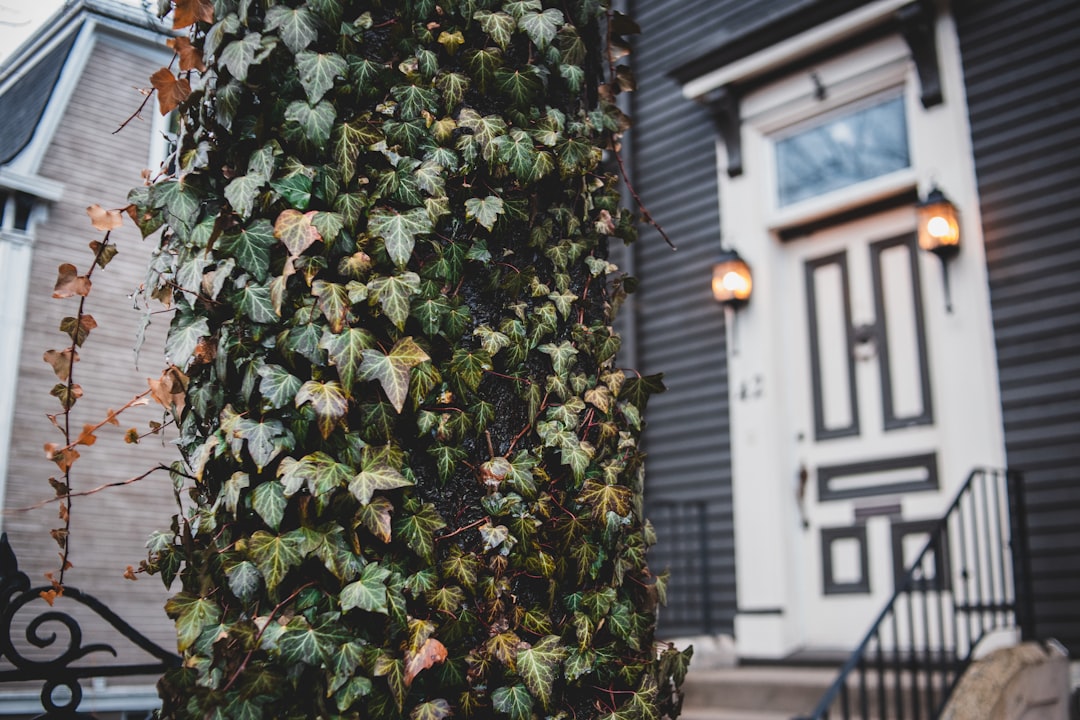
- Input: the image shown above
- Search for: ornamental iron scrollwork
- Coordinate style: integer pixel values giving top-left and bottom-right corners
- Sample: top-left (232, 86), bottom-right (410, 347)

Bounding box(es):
top-left (0, 534), bottom-right (179, 719)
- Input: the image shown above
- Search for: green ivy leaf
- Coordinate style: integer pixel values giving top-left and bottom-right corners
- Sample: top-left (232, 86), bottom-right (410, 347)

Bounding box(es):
top-left (296, 51), bottom-right (347, 103)
top-left (360, 336), bottom-right (430, 412)
top-left (164, 593), bottom-right (221, 653)
top-left (285, 100), bottom-right (336, 148)
top-left (436, 72), bottom-right (470, 110)
top-left (220, 32), bottom-right (263, 82)
top-left (367, 271), bottom-right (421, 330)
top-left (395, 502), bottom-right (446, 563)
top-left (578, 480), bottom-right (632, 519)
top-left (224, 174), bottom-right (263, 218)
top-left (270, 173), bottom-right (313, 210)
top-left (166, 310), bottom-right (210, 370)
top-left (340, 562), bottom-right (392, 614)
top-left (311, 280), bottom-right (352, 333)
top-left (265, 5), bottom-right (318, 54)
top-left (464, 195), bottom-right (504, 231)
top-left (368, 207), bottom-right (432, 267)
top-left (219, 220), bottom-right (274, 282)
top-left (496, 68), bottom-right (542, 107)
top-left (475, 10), bottom-right (515, 49)
top-left (251, 481), bottom-right (286, 530)
top-left (516, 635), bottom-right (568, 709)
top-left (411, 699), bottom-right (452, 720)
top-left (279, 615), bottom-right (339, 666)
top-left (428, 444), bottom-right (466, 482)
top-left (258, 363), bottom-right (302, 409)
top-left (357, 495), bottom-right (394, 542)
top-left (319, 327), bottom-right (375, 392)
top-left (498, 128), bottom-right (538, 180)
top-left (492, 684), bottom-right (532, 720)
top-left (248, 530), bottom-right (305, 593)
top-left (465, 47), bottom-right (502, 92)
top-left (503, 0), bottom-right (542, 19)
top-left (234, 418), bottom-right (290, 471)
top-left (350, 463), bottom-right (413, 505)
top-left (619, 373), bottom-right (666, 410)
top-left (227, 561), bottom-right (262, 601)
top-left (238, 283), bottom-right (277, 324)
top-left (538, 340), bottom-right (578, 377)
top-left (278, 451), bottom-right (352, 498)
top-left (295, 380), bottom-right (348, 438)
top-left (519, 8), bottom-right (564, 49)
top-left (333, 119), bottom-right (381, 183)
top-left (392, 84), bottom-right (439, 120)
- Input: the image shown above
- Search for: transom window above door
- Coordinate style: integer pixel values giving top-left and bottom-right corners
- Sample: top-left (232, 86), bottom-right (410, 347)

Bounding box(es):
top-left (775, 93), bottom-right (910, 207)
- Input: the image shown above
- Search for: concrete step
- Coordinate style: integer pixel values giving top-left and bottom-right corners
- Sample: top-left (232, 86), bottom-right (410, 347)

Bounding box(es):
top-left (681, 666), bottom-right (838, 718)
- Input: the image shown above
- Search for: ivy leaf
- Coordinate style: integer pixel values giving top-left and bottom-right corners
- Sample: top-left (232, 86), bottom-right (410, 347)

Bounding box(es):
top-left (278, 451), bottom-right (352, 498)
top-left (285, 100), bottom-right (336, 148)
top-left (333, 119), bottom-right (382, 183)
top-left (258, 363), bottom-right (302, 409)
top-left (248, 530), bottom-right (305, 592)
top-left (311, 280), bottom-right (352, 333)
top-left (357, 495), bottom-right (394, 542)
top-left (238, 283), bottom-right (277, 324)
top-left (496, 68), bottom-right (542, 107)
top-left (414, 160), bottom-right (445, 197)
top-left (516, 636), bottom-right (568, 709)
top-left (296, 51), bottom-right (347, 103)
top-left (227, 561), bottom-right (262, 601)
top-left (498, 129), bottom-right (538, 180)
top-left (395, 502), bottom-right (446, 563)
top-left (234, 418), bottom-right (289, 471)
top-left (275, 209), bottom-right (322, 256)
top-left (252, 481), bottom-right (286, 530)
top-left (367, 271), bottom-right (421, 330)
top-left (271, 173), bottom-right (313, 210)
top-left (492, 685), bottom-right (532, 720)
top-left (465, 47), bottom-right (502, 92)
top-left (436, 72), bottom-right (470, 110)
top-left (405, 637), bottom-right (448, 686)
top-left (164, 593), bottom-right (221, 653)
top-left (320, 327), bottom-right (375, 392)
top-left (619, 373), bottom-right (666, 410)
top-left (503, 0), bottom-right (542, 19)
top-left (279, 615), bottom-right (339, 666)
top-left (219, 219), bottom-right (274, 282)
top-left (224, 174), bottom-right (263, 218)
top-left (265, 5), bottom-right (318, 54)
top-left (474, 10), bottom-right (515, 49)
top-left (392, 84), bottom-right (439, 120)
top-left (219, 32), bottom-right (263, 82)
top-left (519, 8), bottom-right (564, 49)
top-left (350, 463), bottom-right (413, 505)
top-left (464, 195), bottom-right (504, 231)
top-left (295, 380), bottom-right (348, 438)
top-left (538, 341), bottom-right (578, 377)
top-left (368, 207), bottom-right (432, 267)
top-left (360, 337), bottom-right (430, 413)
top-left (449, 349), bottom-right (491, 392)
top-left (166, 311), bottom-right (210, 370)
top-left (411, 699), bottom-right (452, 720)
top-left (340, 562), bottom-right (392, 614)
top-left (60, 315), bottom-right (97, 347)
top-left (578, 480), bottom-right (632, 519)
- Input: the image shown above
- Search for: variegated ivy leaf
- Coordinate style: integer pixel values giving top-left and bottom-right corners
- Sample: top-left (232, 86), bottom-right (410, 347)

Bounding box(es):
top-left (219, 32), bottom-right (263, 82)
top-left (502, 0), bottom-right (542, 19)
top-left (367, 271), bottom-right (421, 330)
top-left (464, 195), bottom-right (504, 231)
top-left (274, 208), bottom-right (322, 256)
top-left (296, 51), bottom-right (347, 104)
top-left (349, 462), bottom-right (413, 505)
top-left (391, 84), bottom-right (439, 120)
top-left (491, 685), bottom-right (532, 720)
top-left (538, 340), bottom-right (578, 377)
top-left (295, 380), bottom-right (348, 438)
top-left (357, 495), bottom-right (395, 542)
top-left (285, 99), bottom-right (336, 148)
top-left (277, 451), bottom-right (352, 498)
top-left (360, 337), bottom-right (430, 413)
top-left (164, 593), bottom-right (221, 653)
top-left (436, 72), bottom-right (470, 110)
top-left (251, 481), bottom-right (286, 530)
top-left (311, 280), bottom-right (352, 333)
top-left (238, 283), bottom-right (277, 324)
top-left (224, 174), bottom-right (263, 218)
top-left (516, 636), bottom-right (568, 709)
top-left (368, 207), bottom-right (432, 267)
top-left (474, 10), bottom-right (515, 49)
top-left (257, 363), bottom-right (302, 409)
top-left (226, 561), bottom-right (262, 601)
top-left (219, 219), bottom-right (274, 282)
top-left (319, 327), bottom-right (376, 392)
top-left (333, 118), bottom-right (382, 183)
top-left (247, 529), bottom-right (306, 593)
top-left (519, 8), bottom-right (564, 49)
top-left (340, 562), bottom-right (392, 614)
top-left (265, 5), bottom-right (318, 54)
top-left (165, 310), bottom-right (209, 370)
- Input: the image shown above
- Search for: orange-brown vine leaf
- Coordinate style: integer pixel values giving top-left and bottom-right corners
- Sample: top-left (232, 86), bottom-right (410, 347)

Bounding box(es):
top-left (48, 478), bottom-right (69, 497)
top-left (49, 383), bottom-right (83, 410)
top-left (87, 204), bottom-right (123, 231)
top-left (105, 408), bottom-right (121, 426)
top-left (44, 443), bottom-right (79, 472)
top-left (149, 366), bottom-right (189, 412)
top-left (151, 67), bottom-right (191, 115)
top-left (52, 264), bottom-right (91, 298)
top-left (274, 209), bottom-right (323, 256)
top-left (43, 348), bottom-right (79, 381)
top-left (58, 503), bottom-right (69, 522)
top-left (124, 566), bottom-right (138, 581)
top-left (172, 0), bottom-right (214, 29)
top-left (39, 589), bottom-right (60, 606)
top-left (167, 36), bottom-right (206, 72)
top-left (75, 423), bottom-right (98, 447)
top-left (125, 428), bottom-right (140, 444)
top-left (404, 637), bottom-right (448, 686)
top-left (60, 315), bottom-right (97, 347)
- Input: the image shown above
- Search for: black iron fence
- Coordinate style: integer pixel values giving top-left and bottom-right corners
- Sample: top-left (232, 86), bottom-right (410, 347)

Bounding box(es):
top-left (0, 534), bottom-right (178, 719)
top-left (795, 468), bottom-right (1033, 720)
top-left (648, 499), bottom-right (716, 636)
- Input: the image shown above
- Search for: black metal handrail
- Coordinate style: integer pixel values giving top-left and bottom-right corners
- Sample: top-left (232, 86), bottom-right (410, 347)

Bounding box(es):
top-left (794, 468), bottom-right (1033, 720)
top-left (0, 534), bottom-right (179, 718)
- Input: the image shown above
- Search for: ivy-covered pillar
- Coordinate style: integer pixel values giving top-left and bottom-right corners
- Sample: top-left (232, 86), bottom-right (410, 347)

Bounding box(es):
top-left (136, 0), bottom-right (688, 717)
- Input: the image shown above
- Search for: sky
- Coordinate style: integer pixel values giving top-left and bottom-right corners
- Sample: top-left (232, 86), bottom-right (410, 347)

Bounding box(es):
top-left (0, 0), bottom-right (66, 64)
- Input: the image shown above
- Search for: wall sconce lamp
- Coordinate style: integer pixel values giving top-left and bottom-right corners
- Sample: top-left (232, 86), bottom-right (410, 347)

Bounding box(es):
top-left (712, 248), bottom-right (753, 308)
top-left (917, 186), bottom-right (960, 313)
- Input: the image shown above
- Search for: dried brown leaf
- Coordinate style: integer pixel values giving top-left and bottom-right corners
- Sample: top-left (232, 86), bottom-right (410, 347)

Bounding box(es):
top-left (87, 204), bottom-right (123, 231)
top-left (167, 36), bottom-right (206, 72)
top-left (172, 0), bottom-right (214, 29)
top-left (151, 67), bottom-right (191, 115)
top-left (52, 264), bottom-right (91, 299)
top-left (404, 637), bottom-right (447, 686)
top-left (43, 348), bottom-right (79, 381)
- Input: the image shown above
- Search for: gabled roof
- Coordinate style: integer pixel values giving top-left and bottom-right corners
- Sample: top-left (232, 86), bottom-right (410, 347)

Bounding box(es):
top-left (0, 0), bottom-right (170, 167)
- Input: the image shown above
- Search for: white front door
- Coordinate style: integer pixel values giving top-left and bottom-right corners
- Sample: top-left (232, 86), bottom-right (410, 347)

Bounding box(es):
top-left (782, 208), bottom-right (950, 649)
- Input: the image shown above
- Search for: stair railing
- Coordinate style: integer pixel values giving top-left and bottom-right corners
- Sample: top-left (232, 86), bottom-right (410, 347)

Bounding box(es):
top-left (794, 468), bottom-right (1033, 720)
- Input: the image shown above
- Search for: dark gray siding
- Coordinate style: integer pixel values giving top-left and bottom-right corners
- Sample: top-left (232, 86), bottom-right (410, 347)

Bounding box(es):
top-left (955, 0), bottom-right (1080, 653)
top-left (628, 0), bottom-right (792, 638)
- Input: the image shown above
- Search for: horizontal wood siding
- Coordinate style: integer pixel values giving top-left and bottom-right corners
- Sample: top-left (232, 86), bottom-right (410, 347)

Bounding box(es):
top-left (5, 38), bottom-right (175, 661)
top-left (628, 0), bottom-right (773, 638)
top-left (955, 0), bottom-right (1080, 653)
